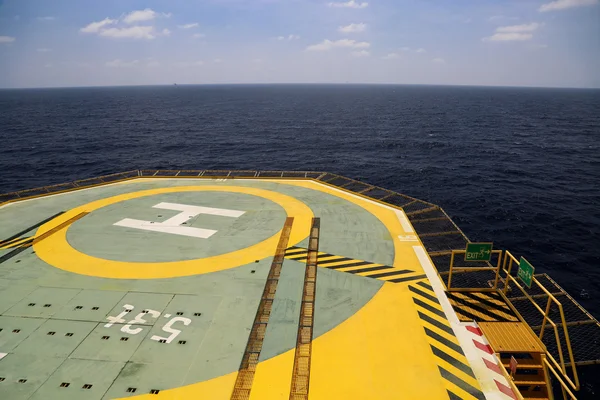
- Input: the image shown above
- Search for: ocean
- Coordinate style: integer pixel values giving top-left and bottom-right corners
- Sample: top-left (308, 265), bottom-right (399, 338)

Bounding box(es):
top-left (0, 84), bottom-right (599, 395)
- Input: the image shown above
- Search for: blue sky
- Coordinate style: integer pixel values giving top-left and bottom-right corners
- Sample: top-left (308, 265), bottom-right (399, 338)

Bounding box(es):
top-left (0, 0), bottom-right (598, 88)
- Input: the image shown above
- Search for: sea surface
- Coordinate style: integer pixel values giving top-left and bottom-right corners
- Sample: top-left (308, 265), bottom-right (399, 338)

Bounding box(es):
top-left (0, 84), bottom-right (599, 394)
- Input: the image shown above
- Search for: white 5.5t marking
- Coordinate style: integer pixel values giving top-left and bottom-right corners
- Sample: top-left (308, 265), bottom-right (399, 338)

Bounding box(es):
top-left (114, 202), bottom-right (245, 238)
top-left (105, 305), bottom-right (193, 344)
top-left (121, 309), bottom-right (160, 335)
top-left (150, 317), bottom-right (191, 344)
top-left (104, 304), bottom-right (134, 328)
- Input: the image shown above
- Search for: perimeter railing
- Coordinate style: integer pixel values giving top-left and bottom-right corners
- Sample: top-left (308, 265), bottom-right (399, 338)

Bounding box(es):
top-left (446, 249), bottom-right (503, 292)
top-left (1, 170), bottom-right (438, 216)
top-left (0, 170), bottom-right (140, 205)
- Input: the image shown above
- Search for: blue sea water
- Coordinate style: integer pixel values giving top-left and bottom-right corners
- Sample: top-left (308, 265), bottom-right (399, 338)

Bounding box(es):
top-left (0, 84), bottom-right (599, 394)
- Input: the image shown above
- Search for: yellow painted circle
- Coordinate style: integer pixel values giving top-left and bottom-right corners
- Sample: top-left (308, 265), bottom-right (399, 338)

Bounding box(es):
top-left (34, 186), bottom-right (313, 279)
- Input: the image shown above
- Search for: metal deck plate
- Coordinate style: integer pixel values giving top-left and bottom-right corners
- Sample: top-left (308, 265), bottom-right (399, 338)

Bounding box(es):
top-left (0, 175), bottom-right (501, 399)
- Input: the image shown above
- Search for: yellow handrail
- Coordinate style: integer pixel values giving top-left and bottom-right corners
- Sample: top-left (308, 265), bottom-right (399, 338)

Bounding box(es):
top-left (502, 251), bottom-right (579, 391)
top-left (545, 358), bottom-right (578, 399)
top-left (447, 249), bottom-right (503, 292)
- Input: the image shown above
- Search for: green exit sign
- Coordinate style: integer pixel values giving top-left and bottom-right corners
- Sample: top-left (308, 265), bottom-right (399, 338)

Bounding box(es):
top-left (518, 257), bottom-right (535, 288)
top-left (465, 243), bottom-right (493, 261)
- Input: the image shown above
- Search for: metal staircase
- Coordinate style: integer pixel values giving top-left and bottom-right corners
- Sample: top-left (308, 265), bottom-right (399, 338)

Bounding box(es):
top-left (480, 322), bottom-right (551, 400)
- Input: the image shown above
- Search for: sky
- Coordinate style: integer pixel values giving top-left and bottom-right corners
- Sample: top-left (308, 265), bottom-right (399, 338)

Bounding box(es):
top-left (0, 0), bottom-right (599, 88)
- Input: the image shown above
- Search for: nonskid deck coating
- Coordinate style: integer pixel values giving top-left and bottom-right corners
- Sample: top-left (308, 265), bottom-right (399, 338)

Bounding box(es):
top-left (0, 178), bottom-right (485, 399)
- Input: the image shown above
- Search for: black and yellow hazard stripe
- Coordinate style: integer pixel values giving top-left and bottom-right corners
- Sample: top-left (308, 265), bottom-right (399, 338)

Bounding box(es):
top-left (446, 291), bottom-right (519, 323)
top-left (409, 281), bottom-right (485, 400)
top-left (0, 236), bottom-right (34, 250)
top-left (284, 246), bottom-right (426, 284)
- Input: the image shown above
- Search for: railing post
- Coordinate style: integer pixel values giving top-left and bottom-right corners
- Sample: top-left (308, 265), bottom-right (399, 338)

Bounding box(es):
top-left (492, 250), bottom-right (502, 289)
top-left (447, 251), bottom-right (455, 290)
top-left (540, 296), bottom-right (552, 340)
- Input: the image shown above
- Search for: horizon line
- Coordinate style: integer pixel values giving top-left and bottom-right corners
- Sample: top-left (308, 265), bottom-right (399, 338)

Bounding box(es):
top-left (1, 82), bottom-right (599, 90)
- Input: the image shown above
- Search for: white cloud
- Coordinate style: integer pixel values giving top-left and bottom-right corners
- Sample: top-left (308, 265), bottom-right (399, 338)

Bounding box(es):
top-left (397, 47), bottom-right (426, 53)
top-left (99, 26), bottom-right (157, 40)
top-left (432, 58), bottom-right (446, 64)
top-left (483, 23), bottom-right (540, 41)
top-left (192, 33), bottom-right (206, 39)
top-left (496, 23), bottom-right (541, 32)
top-left (382, 53), bottom-right (400, 60)
top-left (0, 36), bottom-right (16, 43)
top-left (81, 10), bottom-right (172, 40)
top-left (484, 33), bottom-right (533, 41)
top-left (105, 59), bottom-right (140, 68)
top-left (351, 50), bottom-right (370, 57)
top-left (37, 48), bottom-right (52, 52)
top-left (306, 39), bottom-right (370, 51)
top-left (37, 16), bottom-right (55, 21)
top-left (44, 63), bottom-right (53, 68)
top-left (178, 23), bottom-right (199, 29)
top-left (80, 18), bottom-right (117, 33)
top-left (539, 0), bottom-right (598, 12)
top-left (327, 1), bottom-right (368, 9)
top-left (399, 46), bottom-right (427, 53)
top-left (214, 58), bottom-right (223, 63)
top-left (277, 34), bottom-right (300, 41)
top-left (338, 23), bottom-right (366, 33)
top-left (122, 9), bottom-right (162, 24)
top-left (147, 60), bottom-right (160, 68)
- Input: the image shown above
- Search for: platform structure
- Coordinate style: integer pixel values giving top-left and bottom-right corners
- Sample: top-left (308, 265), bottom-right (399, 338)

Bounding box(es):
top-left (0, 170), bottom-right (597, 400)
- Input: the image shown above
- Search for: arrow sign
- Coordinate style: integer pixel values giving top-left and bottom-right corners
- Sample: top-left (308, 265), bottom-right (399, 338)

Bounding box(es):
top-left (518, 257), bottom-right (535, 288)
top-left (465, 242), bottom-right (493, 262)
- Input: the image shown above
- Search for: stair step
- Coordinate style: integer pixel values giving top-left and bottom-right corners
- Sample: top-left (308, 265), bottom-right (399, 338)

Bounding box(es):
top-left (503, 363), bottom-right (543, 369)
top-left (515, 380), bottom-right (546, 385)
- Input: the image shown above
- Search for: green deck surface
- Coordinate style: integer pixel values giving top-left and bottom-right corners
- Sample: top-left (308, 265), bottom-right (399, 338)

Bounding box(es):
top-left (0, 178), bottom-right (388, 399)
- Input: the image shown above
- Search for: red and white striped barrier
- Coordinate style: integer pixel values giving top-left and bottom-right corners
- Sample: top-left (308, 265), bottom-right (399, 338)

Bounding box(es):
top-left (463, 322), bottom-right (518, 400)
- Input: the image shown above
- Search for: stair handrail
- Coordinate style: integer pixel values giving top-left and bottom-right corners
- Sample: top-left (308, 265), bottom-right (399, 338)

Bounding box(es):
top-left (495, 360), bottom-right (525, 400)
top-left (544, 357), bottom-right (578, 400)
top-left (501, 251), bottom-right (580, 391)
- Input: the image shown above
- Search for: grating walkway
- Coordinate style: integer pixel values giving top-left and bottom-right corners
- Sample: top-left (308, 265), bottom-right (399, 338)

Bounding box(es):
top-left (447, 291), bottom-right (519, 323)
